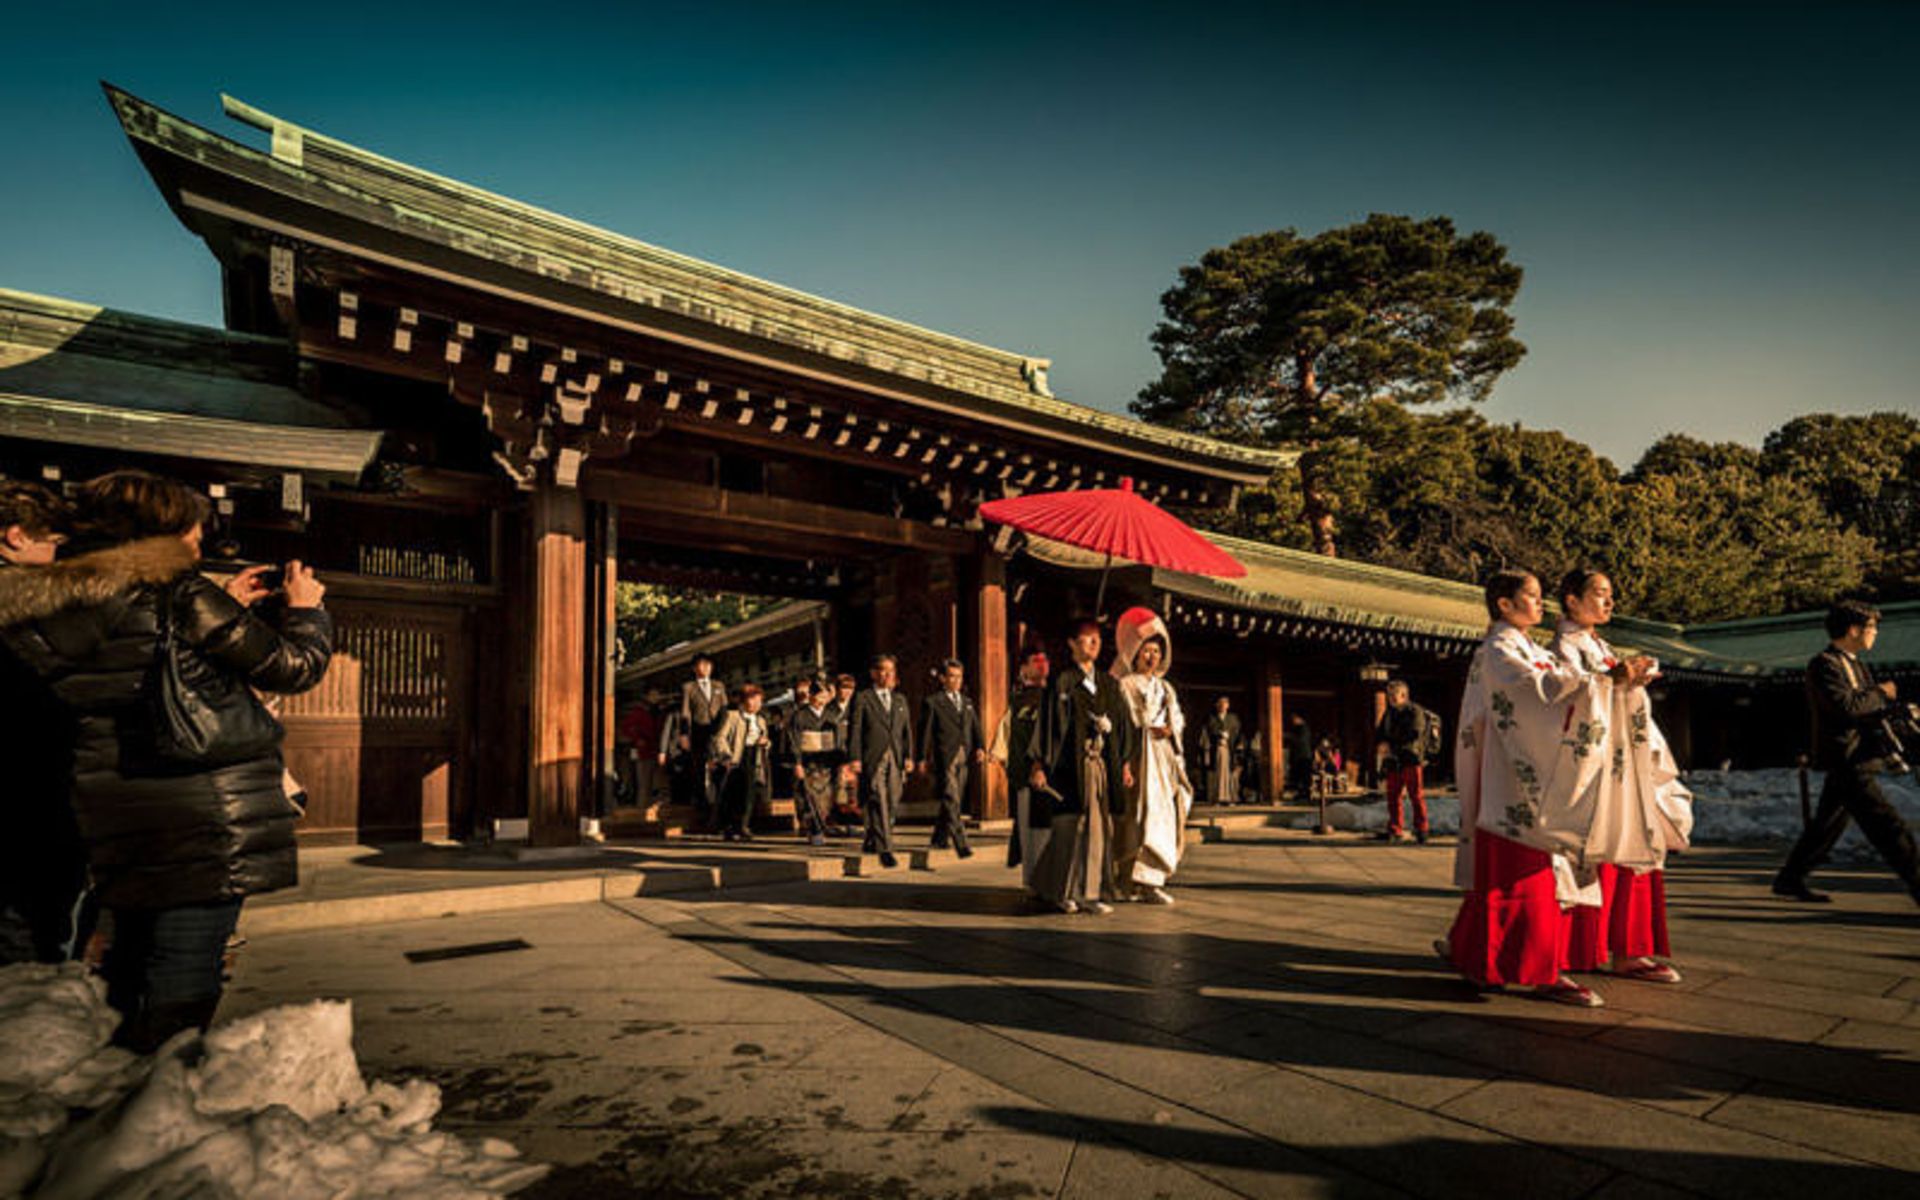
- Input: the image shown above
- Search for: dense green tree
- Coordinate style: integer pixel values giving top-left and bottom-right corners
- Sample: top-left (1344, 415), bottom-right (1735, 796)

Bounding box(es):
top-left (614, 584), bottom-right (778, 665)
top-left (1135, 214), bottom-right (1526, 557)
top-left (1759, 413), bottom-right (1920, 596)
top-left (1624, 438), bottom-right (1873, 622)
top-left (1628, 433), bottom-right (1761, 480)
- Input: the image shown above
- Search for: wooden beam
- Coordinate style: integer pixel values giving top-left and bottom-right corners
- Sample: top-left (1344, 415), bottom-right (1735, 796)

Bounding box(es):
top-left (528, 483), bottom-right (586, 845)
top-left (583, 470), bottom-right (979, 555)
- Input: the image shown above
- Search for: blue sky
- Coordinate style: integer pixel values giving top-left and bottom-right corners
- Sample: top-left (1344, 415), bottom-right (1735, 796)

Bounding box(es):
top-left (2, 1), bottom-right (1915, 466)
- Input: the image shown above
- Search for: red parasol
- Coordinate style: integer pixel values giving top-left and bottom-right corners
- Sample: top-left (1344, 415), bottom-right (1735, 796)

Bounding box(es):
top-left (978, 477), bottom-right (1246, 612)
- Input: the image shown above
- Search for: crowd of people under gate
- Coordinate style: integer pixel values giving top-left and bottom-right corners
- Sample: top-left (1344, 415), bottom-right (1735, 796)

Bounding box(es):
top-left (7, 465), bottom-right (1920, 1045)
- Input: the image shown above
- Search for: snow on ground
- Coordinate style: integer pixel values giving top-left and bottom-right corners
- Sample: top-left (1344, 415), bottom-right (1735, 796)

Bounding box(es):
top-left (0, 963), bottom-right (546, 1199)
top-left (1295, 768), bottom-right (1920, 861)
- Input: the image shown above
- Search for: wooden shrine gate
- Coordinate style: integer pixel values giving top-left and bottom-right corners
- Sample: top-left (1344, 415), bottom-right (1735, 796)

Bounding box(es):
top-left (276, 590), bottom-right (479, 844)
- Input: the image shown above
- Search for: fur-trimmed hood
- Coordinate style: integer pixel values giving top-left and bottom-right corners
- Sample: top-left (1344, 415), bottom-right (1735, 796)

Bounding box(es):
top-left (0, 537), bottom-right (196, 628)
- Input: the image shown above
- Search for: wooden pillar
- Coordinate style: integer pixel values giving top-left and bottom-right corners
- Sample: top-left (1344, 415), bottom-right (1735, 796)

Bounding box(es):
top-left (966, 550), bottom-right (1010, 819)
top-left (587, 500), bottom-right (620, 817)
top-left (1258, 658), bottom-right (1284, 804)
top-left (528, 482), bottom-right (586, 846)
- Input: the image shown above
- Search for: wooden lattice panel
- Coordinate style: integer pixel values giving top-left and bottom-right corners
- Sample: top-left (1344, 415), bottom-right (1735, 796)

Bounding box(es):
top-left (279, 611), bottom-right (453, 724)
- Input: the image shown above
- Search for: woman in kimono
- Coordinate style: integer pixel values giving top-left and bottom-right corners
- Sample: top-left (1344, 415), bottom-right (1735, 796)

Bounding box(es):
top-left (1111, 607), bottom-right (1195, 905)
top-left (1437, 569), bottom-right (1655, 1007)
top-left (1553, 569), bottom-right (1692, 984)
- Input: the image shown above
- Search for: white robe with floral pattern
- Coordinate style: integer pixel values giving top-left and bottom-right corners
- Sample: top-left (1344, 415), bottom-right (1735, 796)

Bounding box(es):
top-left (1549, 623), bottom-right (1693, 874)
top-left (1453, 621), bottom-right (1609, 906)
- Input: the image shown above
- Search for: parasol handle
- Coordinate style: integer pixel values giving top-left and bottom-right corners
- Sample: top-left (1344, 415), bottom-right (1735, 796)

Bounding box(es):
top-left (1094, 550), bottom-right (1113, 617)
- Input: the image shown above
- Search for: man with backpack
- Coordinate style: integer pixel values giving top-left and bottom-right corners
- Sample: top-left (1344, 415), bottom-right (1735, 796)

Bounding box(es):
top-left (1374, 679), bottom-right (1440, 844)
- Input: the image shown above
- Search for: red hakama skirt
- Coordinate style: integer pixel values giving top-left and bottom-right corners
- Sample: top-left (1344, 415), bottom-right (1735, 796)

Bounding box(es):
top-left (1447, 831), bottom-right (1569, 988)
top-left (1564, 863), bottom-right (1671, 970)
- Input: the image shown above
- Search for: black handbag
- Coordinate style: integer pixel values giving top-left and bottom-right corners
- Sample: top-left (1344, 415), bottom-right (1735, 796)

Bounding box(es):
top-left (148, 582), bottom-right (284, 768)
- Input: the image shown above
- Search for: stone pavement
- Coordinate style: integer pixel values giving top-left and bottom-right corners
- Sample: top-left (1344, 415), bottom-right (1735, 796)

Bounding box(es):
top-left (219, 828), bottom-right (1920, 1198)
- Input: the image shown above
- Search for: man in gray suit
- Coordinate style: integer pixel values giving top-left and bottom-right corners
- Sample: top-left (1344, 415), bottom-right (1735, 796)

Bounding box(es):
top-left (679, 654), bottom-right (728, 825)
top-left (848, 653), bottom-right (915, 868)
top-left (919, 657), bottom-right (985, 858)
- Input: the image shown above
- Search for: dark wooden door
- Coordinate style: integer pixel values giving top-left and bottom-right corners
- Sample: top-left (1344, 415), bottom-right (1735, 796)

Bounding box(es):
top-left (277, 594), bottom-right (475, 844)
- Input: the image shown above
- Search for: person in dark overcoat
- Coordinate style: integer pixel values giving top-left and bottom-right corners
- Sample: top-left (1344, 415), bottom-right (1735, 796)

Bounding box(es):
top-left (918, 657), bottom-right (985, 856)
top-left (0, 471), bottom-right (331, 1050)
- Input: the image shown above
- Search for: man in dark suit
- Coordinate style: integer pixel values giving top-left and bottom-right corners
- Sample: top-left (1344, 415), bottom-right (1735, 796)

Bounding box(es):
top-left (1774, 599), bottom-right (1920, 905)
top-left (1030, 619), bottom-right (1136, 914)
top-left (848, 654), bottom-right (914, 868)
top-left (919, 657), bottom-right (985, 857)
top-left (679, 654), bottom-right (728, 826)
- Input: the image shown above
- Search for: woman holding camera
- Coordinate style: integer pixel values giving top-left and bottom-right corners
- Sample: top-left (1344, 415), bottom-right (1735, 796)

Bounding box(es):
top-left (0, 470), bottom-right (331, 1050)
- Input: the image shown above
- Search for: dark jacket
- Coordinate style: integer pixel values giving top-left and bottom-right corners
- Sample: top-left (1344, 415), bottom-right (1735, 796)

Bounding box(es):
top-left (0, 538), bottom-right (333, 911)
top-left (1807, 647), bottom-right (1889, 771)
top-left (919, 689), bottom-right (984, 768)
top-left (847, 688), bottom-right (913, 773)
top-left (0, 557), bottom-right (86, 958)
top-left (1376, 702), bottom-right (1431, 770)
top-left (1033, 662), bottom-right (1136, 814)
top-left (1006, 684), bottom-right (1049, 831)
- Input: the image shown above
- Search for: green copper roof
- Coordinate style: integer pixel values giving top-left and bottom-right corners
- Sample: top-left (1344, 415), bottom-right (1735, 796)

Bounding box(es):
top-left (105, 85), bottom-right (1289, 485)
top-left (1153, 533), bottom-right (1494, 641)
top-left (1033, 528), bottom-right (1781, 675)
top-left (1684, 601), bottom-right (1920, 670)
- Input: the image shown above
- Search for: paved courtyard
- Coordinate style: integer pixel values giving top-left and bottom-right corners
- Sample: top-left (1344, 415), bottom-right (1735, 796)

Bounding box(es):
top-left (220, 829), bottom-right (1920, 1198)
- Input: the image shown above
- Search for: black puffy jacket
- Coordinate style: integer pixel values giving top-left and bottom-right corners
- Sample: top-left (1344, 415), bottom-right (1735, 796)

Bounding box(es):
top-left (0, 538), bottom-right (332, 910)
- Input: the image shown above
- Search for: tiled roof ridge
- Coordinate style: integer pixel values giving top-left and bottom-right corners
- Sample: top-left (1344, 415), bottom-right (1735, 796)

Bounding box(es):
top-left (106, 86), bottom-right (1284, 473)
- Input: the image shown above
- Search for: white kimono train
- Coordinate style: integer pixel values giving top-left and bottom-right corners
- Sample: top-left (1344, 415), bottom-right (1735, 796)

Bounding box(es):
top-left (1112, 608), bottom-right (1195, 890)
top-left (1549, 622), bottom-right (1693, 874)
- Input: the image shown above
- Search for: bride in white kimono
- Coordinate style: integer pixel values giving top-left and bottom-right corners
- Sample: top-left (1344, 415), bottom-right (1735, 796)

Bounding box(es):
top-left (1111, 607), bottom-right (1194, 905)
top-left (1553, 569), bottom-right (1692, 983)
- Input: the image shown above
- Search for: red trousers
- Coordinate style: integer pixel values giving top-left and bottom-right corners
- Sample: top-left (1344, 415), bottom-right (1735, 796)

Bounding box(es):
top-left (1385, 765), bottom-right (1426, 835)
top-left (1564, 864), bottom-right (1671, 970)
top-left (1447, 831), bottom-right (1568, 987)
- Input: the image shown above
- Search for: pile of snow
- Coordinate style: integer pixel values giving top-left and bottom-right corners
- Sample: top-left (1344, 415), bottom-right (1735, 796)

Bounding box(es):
top-left (1684, 767), bottom-right (1920, 856)
top-left (0, 963), bottom-right (546, 1199)
top-left (1295, 796), bottom-right (1461, 836)
top-left (1289, 768), bottom-right (1920, 860)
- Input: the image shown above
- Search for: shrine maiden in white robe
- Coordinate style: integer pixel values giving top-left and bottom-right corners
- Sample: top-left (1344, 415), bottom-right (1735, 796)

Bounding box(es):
top-left (1112, 608), bottom-right (1194, 891)
top-left (1454, 620), bottom-right (1611, 906)
top-left (1549, 621), bottom-right (1693, 872)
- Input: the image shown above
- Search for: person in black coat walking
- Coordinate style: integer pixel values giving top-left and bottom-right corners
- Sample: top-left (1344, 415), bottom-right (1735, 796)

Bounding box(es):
top-left (0, 471), bottom-right (332, 1050)
top-left (847, 654), bottom-right (914, 867)
top-left (1773, 599), bottom-right (1920, 906)
top-left (918, 657), bottom-right (985, 857)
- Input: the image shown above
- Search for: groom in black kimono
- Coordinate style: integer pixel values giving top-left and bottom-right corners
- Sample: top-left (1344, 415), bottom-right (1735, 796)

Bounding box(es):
top-left (1030, 619), bottom-right (1135, 914)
